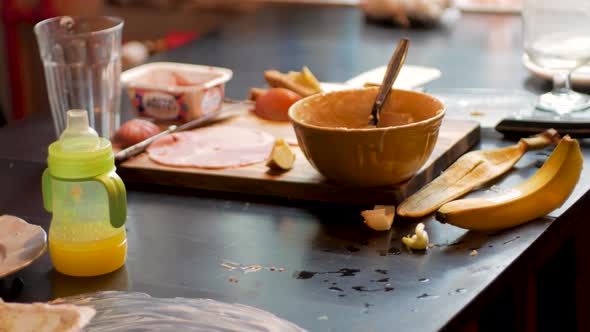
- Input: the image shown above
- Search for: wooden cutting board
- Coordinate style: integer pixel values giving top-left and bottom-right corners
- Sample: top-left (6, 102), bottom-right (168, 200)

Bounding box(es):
top-left (118, 108), bottom-right (480, 205)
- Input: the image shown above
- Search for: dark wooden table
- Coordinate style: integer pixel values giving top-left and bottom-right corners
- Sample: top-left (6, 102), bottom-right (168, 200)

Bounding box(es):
top-left (1, 5), bottom-right (589, 331)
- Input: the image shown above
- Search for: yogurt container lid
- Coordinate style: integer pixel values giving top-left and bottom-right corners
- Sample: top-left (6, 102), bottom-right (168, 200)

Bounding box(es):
top-left (121, 62), bottom-right (233, 92)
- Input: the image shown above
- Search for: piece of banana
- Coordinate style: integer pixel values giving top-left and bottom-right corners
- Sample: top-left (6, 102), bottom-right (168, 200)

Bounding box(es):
top-left (435, 136), bottom-right (583, 231)
top-left (397, 129), bottom-right (560, 218)
top-left (402, 223), bottom-right (429, 250)
top-left (266, 139), bottom-right (296, 171)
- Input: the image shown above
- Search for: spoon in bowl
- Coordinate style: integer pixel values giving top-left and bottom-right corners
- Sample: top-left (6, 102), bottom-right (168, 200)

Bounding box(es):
top-left (369, 38), bottom-right (410, 126)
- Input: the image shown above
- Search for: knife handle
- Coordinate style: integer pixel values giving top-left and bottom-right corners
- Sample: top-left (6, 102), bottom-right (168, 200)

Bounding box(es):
top-left (495, 117), bottom-right (590, 138)
top-left (115, 125), bottom-right (177, 163)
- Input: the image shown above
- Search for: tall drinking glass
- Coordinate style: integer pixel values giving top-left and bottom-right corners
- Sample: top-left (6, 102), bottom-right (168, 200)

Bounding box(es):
top-left (523, 0), bottom-right (590, 115)
top-left (35, 16), bottom-right (124, 138)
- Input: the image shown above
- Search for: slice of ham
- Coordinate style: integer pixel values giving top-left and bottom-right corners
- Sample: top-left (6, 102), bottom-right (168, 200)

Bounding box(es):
top-left (147, 125), bottom-right (275, 169)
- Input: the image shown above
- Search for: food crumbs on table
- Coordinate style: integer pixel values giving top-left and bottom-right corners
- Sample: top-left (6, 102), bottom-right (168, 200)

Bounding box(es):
top-left (220, 261), bottom-right (284, 273)
top-left (470, 111), bottom-right (485, 116)
top-left (470, 250), bottom-right (478, 256)
top-left (402, 223), bottom-right (429, 250)
top-left (228, 276), bottom-right (238, 283)
top-left (248, 265), bottom-right (263, 273)
top-left (317, 315), bottom-right (329, 321)
top-left (361, 205), bottom-right (395, 231)
top-left (346, 245), bottom-right (361, 253)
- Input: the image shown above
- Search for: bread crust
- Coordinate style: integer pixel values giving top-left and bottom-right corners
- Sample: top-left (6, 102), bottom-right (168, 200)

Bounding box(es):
top-left (0, 301), bottom-right (95, 332)
top-left (264, 70), bottom-right (319, 97)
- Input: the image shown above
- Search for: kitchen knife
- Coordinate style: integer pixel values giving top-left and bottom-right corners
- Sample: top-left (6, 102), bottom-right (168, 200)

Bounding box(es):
top-left (495, 116), bottom-right (590, 138)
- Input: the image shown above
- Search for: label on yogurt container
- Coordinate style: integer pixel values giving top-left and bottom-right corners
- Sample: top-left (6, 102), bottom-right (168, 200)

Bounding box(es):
top-left (132, 89), bottom-right (189, 121)
top-left (142, 92), bottom-right (179, 120)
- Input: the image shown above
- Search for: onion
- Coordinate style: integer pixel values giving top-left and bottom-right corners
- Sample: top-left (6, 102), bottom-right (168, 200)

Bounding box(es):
top-left (114, 119), bottom-right (162, 148)
top-left (254, 88), bottom-right (302, 122)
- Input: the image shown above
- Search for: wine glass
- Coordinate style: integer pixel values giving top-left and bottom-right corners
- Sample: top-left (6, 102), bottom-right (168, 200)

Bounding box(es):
top-left (523, 0), bottom-right (590, 115)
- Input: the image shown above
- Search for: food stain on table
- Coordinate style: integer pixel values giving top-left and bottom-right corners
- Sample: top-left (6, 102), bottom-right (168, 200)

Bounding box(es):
top-left (345, 245), bottom-right (361, 253)
top-left (352, 286), bottom-right (394, 293)
top-left (417, 293), bottom-right (439, 299)
top-left (449, 288), bottom-right (468, 295)
top-left (293, 268), bottom-right (361, 280)
top-left (294, 267), bottom-right (401, 298)
top-left (503, 236), bottom-right (521, 245)
top-left (362, 303), bottom-right (375, 314)
top-left (219, 260), bottom-right (285, 273)
top-left (377, 246), bottom-right (402, 256)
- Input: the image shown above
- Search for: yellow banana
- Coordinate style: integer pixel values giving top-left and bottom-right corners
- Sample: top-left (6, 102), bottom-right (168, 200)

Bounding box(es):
top-left (435, 136), bottom-right (583, 231)
top-left (397, 129), bottom-right (559, 218)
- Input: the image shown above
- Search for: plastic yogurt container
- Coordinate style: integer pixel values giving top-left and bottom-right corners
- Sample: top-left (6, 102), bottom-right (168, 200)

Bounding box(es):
top-left (121, 62), bottom-right (233, 123)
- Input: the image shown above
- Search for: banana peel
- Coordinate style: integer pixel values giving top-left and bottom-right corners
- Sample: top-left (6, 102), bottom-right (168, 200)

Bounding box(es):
top-left (397, 129), bottom-right (560, 218)
top-left (436, 136), bottom-right (583, 231)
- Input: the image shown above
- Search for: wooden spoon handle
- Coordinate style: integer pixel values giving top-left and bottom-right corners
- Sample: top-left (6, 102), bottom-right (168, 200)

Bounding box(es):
top-left (370, 38), bottom-right (410, 126)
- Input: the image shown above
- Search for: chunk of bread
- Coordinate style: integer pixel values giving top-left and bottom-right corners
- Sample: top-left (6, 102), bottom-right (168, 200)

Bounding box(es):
top-left (361, 205), bottom-right (395, 231)
top-left (264, 70), bottom-right (321, 97)
top-left (0, 300), bottom-right (95, 332)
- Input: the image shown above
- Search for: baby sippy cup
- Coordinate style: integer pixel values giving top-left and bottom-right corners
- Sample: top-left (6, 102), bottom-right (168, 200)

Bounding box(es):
top-left (42, 110), bottom-right (127, 277)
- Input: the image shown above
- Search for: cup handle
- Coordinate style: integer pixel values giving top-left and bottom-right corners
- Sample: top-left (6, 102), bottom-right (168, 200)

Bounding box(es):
top-left (92, 171), bottom-right (127, 228)
top-left (42, 169), bottom-right (53, 212)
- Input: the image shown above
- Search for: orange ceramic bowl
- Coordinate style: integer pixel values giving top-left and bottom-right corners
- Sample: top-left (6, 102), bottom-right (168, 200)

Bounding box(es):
top-left (289, 87), bottom-right (445, 187)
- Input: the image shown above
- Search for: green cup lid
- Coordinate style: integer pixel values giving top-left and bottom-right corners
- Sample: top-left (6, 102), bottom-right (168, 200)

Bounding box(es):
top-left (47, 110), bottom-right (115, 179)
